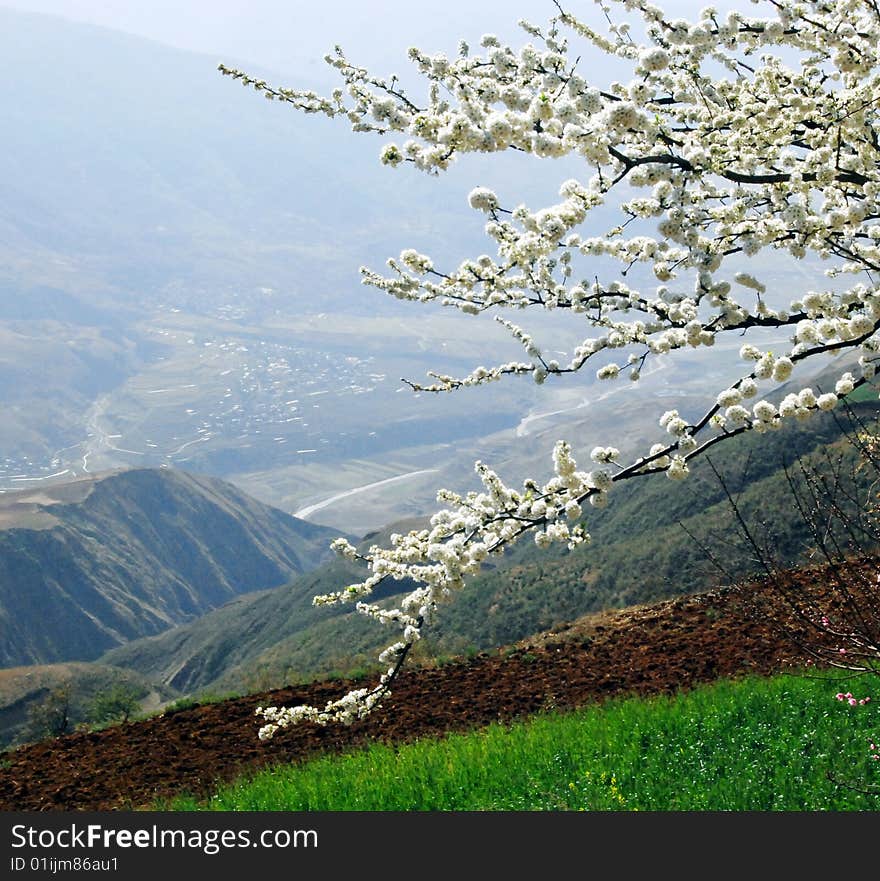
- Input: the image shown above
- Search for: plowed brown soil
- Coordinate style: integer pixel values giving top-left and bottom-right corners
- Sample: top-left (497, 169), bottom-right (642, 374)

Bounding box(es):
top-left (0, 572), bottom-right (848, 811)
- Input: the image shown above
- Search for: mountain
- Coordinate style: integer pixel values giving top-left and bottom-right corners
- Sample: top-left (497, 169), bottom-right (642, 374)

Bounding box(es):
top-left (0, 7), bottom-right (413, 308)
top-left (0, 7), bottom-right (596, 312)
top-left (0, 7), bottom-right (418, 472)
top-left (99, 517), bottom-right (424, 693)
top-left (0, 468), bottom-right (343, 666)
top-left (101, 399), bottom-right (880, 694)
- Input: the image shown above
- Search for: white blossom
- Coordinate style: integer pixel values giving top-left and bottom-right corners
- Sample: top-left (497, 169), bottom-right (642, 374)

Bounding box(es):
top-left (772, 358), bottom-right (794, 382)
top-left (739, 378), bottom-right (758, 399)
top-left (717, 388), bottom-right (742, 408)
top-left (752, 400), bottom-right (778, 422)
top-left (590, 446), bottom-right (620, 463)
top-left (468, 187), bottom-right (499, 212)
top-left (799, 388), bottom-right (817, 409)
top-left (639, 47), bottom-right (669, 72)
top-left (835, 373), bottom-right (855, 396)
top-left (725, 405), bottom-right (751, 425)
top-left (667, 456), bottom-right (689, 480)
top-left (221, 0), bottom-right (880, 734)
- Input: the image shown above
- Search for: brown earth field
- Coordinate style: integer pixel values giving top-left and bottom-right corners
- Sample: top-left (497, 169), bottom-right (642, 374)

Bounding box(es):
top-left (0, 566), bottom-right (859, 811)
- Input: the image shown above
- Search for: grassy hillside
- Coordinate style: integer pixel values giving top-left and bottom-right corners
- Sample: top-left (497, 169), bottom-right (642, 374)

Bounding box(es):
top-left (168, 670), bottom-right (880, 811)
top-left (102, 400), bottom-right (880, 694)
top-left (4, 558), bottom-right (870, 811)
top-left (0, 468), bottom-right (343, 666)
top-left (429, 400), bottom-right (880, 650)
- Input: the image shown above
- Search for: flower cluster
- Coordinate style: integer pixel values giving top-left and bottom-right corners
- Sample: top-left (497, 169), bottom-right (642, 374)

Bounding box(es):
top-left (834, 692), bottom-right (877, 763)
top-left (835, 692), bottom-right (872, 707)
top-left (223, 0), bottom-right (880, 734)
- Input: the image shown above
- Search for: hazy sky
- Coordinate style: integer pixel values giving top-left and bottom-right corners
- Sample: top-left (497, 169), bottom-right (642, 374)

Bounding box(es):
top-left (3, 1), bottom-right (749, 82)
top-left (3, 1), bottom-right (582, 77)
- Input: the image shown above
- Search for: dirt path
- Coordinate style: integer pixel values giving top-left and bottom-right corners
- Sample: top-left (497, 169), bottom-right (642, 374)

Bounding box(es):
top-left (0, 576), bottom-right (833, 811)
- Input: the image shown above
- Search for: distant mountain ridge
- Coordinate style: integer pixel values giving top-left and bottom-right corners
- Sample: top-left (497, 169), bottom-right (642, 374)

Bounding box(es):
top-left (0, 5), bottom-right (482, 312)
top-left (0, 468), bottom-right (343, 667)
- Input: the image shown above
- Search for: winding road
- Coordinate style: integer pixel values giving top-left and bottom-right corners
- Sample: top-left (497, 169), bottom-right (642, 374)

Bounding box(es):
top-left (294, 469), bottom-right (438, 520)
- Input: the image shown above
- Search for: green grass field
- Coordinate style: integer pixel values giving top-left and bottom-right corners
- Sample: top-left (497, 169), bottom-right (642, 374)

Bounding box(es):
top-left (169, 671), bottom-right (880, 811)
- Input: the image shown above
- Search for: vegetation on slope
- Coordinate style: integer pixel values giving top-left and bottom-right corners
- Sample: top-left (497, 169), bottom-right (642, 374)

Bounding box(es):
top-left (0, 662), bottom-right (178, 749)
top-left (430, 400), bottom-right (879, 650)
top-left (169, 671), bottom-right (880, 811)
top-left (0, 563), bottom-right (863, 811)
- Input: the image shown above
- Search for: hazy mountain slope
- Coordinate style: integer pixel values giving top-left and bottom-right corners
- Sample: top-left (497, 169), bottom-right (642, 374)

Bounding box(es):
top-left (99, 518), bottom-right (425, 693)
top-left (101, 401), bottom-right (880, 694)
top-left (0, 468), bottom-right (343, 666)
top-left (0, 7), bottom-right (379, 303)
top-left (0, 7), bottom-right (610, 305)
top-left (100, 561), bottom-right (361, 694)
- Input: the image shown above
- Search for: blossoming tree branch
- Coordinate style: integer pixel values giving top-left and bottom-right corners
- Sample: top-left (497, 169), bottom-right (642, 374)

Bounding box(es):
top-left (220, 0), bottom-right (880, 738)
